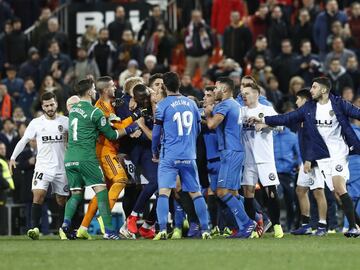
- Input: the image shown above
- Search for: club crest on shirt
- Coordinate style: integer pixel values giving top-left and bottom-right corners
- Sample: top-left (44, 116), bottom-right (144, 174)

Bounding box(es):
top-left (329, 110), bottom-right (335, 117)
top-left (63, 185), bottom-right (69, 192)
top-left (58, 125), bottom-right (63, 132)
top-left (335, 164), bottom-right (343, 172)
top-left (33, 180), bottom-right (37, 186)
top-left (269, 173), bottom-right (276, 181)
top-left (258, 113), bottom-right (264, 118)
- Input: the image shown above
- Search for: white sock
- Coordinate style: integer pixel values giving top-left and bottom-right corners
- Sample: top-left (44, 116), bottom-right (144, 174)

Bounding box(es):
top-left (319, 219), bottom-right (327, 225)
top-left (131, 211), bottom-right (139, 217)
top-left (80, 225), bottom-right (88, 231)
top-left (142, 222), bottom-right (152, 229)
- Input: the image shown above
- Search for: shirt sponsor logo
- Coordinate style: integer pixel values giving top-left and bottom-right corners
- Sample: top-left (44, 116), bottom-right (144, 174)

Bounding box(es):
top-left (315, 120), bottom-right (333, 127)
top-left (42, 135), bottom-right (64, 143)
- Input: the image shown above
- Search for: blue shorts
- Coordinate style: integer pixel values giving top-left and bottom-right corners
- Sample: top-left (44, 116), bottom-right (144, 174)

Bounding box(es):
top-left (207, 158), bottom-right (220, 192)
top-left (158, 158), bottom-right (201, 192)
top-left (347, 179), bottom-right (360, 200)
top-left (217, 150), bottom-right (244, 190)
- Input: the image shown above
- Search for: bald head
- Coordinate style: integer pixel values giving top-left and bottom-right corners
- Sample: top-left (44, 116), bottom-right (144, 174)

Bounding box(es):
top-left (66, 95), bottom-right (80, 111)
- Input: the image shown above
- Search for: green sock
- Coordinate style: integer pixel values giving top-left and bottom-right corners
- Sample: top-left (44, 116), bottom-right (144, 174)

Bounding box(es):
top-left (63, 193), bottom-right (83, 225)
top-left (96, 189), bottom-right (114, 231)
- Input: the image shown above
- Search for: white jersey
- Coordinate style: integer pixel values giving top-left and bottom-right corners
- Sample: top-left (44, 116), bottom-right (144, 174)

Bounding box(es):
top-left (316, 101), bottom-right (349, 158)
top-left (242, 103), bottom-right (277, 164)
top-left (11, 114), bottom-right (68, 176)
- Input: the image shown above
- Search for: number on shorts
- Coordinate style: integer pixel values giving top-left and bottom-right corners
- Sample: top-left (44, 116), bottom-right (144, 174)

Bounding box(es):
top-left (34, 172), bottom-right (43, 180)
top-left (126, 163), bottom-right (135, 174)
top-left (71, 118), bottom-right (78, 141)
top-left (173, 111), bottom-right (193, 136)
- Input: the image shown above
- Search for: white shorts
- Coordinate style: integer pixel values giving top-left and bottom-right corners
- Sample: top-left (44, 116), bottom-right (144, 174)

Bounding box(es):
top-left (317, 157), bottom-right (349, 188)
top-left (32, 171), bottom-right (69, 196)
top-left (297, 163), bottom-right (334, 191)
top-left (242, 163), bottom-right (280, 187)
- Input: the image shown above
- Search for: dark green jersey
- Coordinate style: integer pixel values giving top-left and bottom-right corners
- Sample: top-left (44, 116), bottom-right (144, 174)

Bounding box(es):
top-left (65, 101), bottom-right (118, 162)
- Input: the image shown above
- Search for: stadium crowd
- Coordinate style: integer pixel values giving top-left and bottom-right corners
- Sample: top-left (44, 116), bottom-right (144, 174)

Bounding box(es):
top-left (1, 0), bottom-right (360, 238)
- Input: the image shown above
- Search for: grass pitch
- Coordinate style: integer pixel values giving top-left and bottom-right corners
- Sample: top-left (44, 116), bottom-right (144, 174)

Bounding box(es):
top-left (0, 234), bottom-right (359, 270)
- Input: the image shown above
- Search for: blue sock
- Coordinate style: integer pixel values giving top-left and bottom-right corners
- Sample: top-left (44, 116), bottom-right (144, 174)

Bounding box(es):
top-left (62, 219), bottom-right (71, 228)
top-left (193, 196), bottom-right (209, 231)
top-left (221, 193), bottom-right (250, 230)
top-left (156, 194), bottom-right (169, 231)
top-left (173, 199), bottom-right (185, 228)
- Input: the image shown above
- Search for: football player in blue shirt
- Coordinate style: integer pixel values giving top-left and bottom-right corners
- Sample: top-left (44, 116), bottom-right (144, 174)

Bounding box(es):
top-left (152, 72), bottom-right (210, 240)
top-left (205, 77), bottom-right (256, 238)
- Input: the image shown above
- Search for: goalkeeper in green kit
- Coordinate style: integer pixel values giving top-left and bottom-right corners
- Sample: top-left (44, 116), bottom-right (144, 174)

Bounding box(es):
top-left (59, 78), bottom-right (138, 240)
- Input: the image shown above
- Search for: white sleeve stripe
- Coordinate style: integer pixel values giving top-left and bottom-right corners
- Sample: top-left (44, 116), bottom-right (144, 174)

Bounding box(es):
top-left (90, 108), bottom-right (99, 121)
top-left (115, 130), bottom-right (119, 139)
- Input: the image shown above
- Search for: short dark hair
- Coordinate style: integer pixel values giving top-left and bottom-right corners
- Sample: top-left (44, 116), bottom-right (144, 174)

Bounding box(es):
top-left (204, 85), bottom-right (216, 92)
top-left (163, 72), bottom-right (180, 93)
top-left (41, 92), bottom-right (57, 103)
top-left (300, 39), bottom-right (311, 48)
top-left (242, 75), bottom-right (256, 83)
top-left (296, 88), bottom-right (312, 100)
top-left (312, 77), bottom-right (332, 92)
top-left (48, 39), bottom-right (58, 48)
top-left (75, 78), bottom-right (94, 96)
top-left (133, 83), bottom-right (147, 95)
top-left (148, 73), bottom-right (163, 87)
top-left (217, 77), bottom-right (235, 93)
top-left (330, 57), bottom-right (341, 63)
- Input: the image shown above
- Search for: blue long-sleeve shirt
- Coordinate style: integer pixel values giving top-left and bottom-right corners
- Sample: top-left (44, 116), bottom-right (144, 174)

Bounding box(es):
top-left (348, 124), bottom-right (360, 199)
top-left (273, 127), bottom-right (301, 174)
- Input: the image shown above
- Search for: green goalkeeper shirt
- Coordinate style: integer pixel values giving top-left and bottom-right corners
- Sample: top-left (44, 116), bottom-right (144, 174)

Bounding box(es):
top-left (64, 100), bottom-right (119, 162)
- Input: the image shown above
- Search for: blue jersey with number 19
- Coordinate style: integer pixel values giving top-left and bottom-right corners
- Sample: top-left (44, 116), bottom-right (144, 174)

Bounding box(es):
top-left (155, 95), bottom-right (201, 160)
top-left (213, 98), bottom-right (244, 152)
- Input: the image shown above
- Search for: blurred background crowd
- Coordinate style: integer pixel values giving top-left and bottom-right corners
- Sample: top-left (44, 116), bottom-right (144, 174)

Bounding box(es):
top-left (0, 0), bottom-right (360, 235)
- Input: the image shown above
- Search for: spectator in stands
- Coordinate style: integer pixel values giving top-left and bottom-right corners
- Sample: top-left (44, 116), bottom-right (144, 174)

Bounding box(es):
top-left (211, 0), bottom-right (246, 43)
top-left (313, 0), bottom-right (348, 60)
top-left (292, 8), bottom-right (314, 53)
top-left (326, 20), bottom-right (351, 51)
top-left (3, 18), bottom-right (28, 67)
top-left (34, 75), bottom-right (66, 114)
top-left (138, 5), bottom-right (167, 43)
top-left (249, 3), bottom-right (269, 43)
top-left (229, 70), bottom-right (242, 97)
top-left (251, 55), bottom-right (273, 88)
top-left (341, 86), bottom-right (355, 102)
top-left (18, 77), bottom-right (37, 118)
top-left (184, 10), bottom-right (213, 78)
top-left (145, 24), bottom-right (174, 68)
top-left (0, 118), bottom-right (19, 159)
top-left (39, 17), bottom-right (70, 57)
top-left (0, 20), bottom-right (12, 73)
top-left (324, 36), bottom-right (356, 73)
top-left (266, 75), bottom-right (283, 109)
top-left (179, 74), bottom-right (203, 100)
top-left (88, 28), bottom-right (117, 76)
top-left (327, 57), bottom-right (354, 96)
top-left (0, 84), bottom-right (13, 120)
top-left (108, 6), bottom-right (132, 46)
top-left (40, 39), bottom-right (72, 83)
top-left (32, 7), bottom-right (52, 49)
top-left (349, 2), bottom-right (360, 52)
top-left (80, 25), bottom-right (98, 51)
top-left (245, 35), bottom-right (272, 65)
top-left (346, 55), bottom-right (360, 93)
top-left (118, 59), bottom-right (142, 87)
top-left (288, 76), bottom-right (305, 98)
top-left (295, 39), bottom-right (321, 86)
top-left (143, 54), bottom-right (166, 75)
top-left (267, 5), bottom-right (290, 57)
top-left (18, 47), bottom-right (41, 88)
top-left (223, 11), bottom-right (252, 68)
top-left (2, 65), bottom-right (24, 100)
top-left (64, 47), bottom-right (100, 89)
top-left (301, 0), bottom-right (320, 22)
top-left (271, 39), bottom-right (298, 94)
top-left (12, 106), bottom-right (27, 125)
top-left (0, 0), bottom-right (13, 31)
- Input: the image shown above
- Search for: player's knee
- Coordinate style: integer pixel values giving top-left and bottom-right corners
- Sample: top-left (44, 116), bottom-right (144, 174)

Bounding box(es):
top-left (32, 190), bottom-right (46, 204)
top-left (55, 195), bottom-right (67, 207)
top-left (216, 188), bottom-right (228, 198)
top-left (296, 186), bottom-right (308, 197)
top-left (313, 188), bottom-right (325, 199)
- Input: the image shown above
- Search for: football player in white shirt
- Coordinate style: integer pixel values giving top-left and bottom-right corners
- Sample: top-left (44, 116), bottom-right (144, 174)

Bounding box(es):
top-left (253, 77), bottom-right (360, 237)
top-left (241, 83), bottom-right (284, 238)
top-left (9, 92), bottom-right (69, 240)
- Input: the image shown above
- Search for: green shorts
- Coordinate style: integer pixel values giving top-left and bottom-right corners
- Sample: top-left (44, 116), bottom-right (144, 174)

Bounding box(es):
top-left (65, 160), bottom-right (105, 191)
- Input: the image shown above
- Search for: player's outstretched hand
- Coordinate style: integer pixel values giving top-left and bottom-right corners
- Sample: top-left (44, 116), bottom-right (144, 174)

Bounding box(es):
top-left (303, 161), bottom-right (312, 174)
top-left (247, 116), bottom-right (262, 125)
top-left (130, 129), bottom-right (142, 138)
top-left (255, 123), bottom-right (269, 132)
top-left (9, 159), bottom-right (17, 175)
